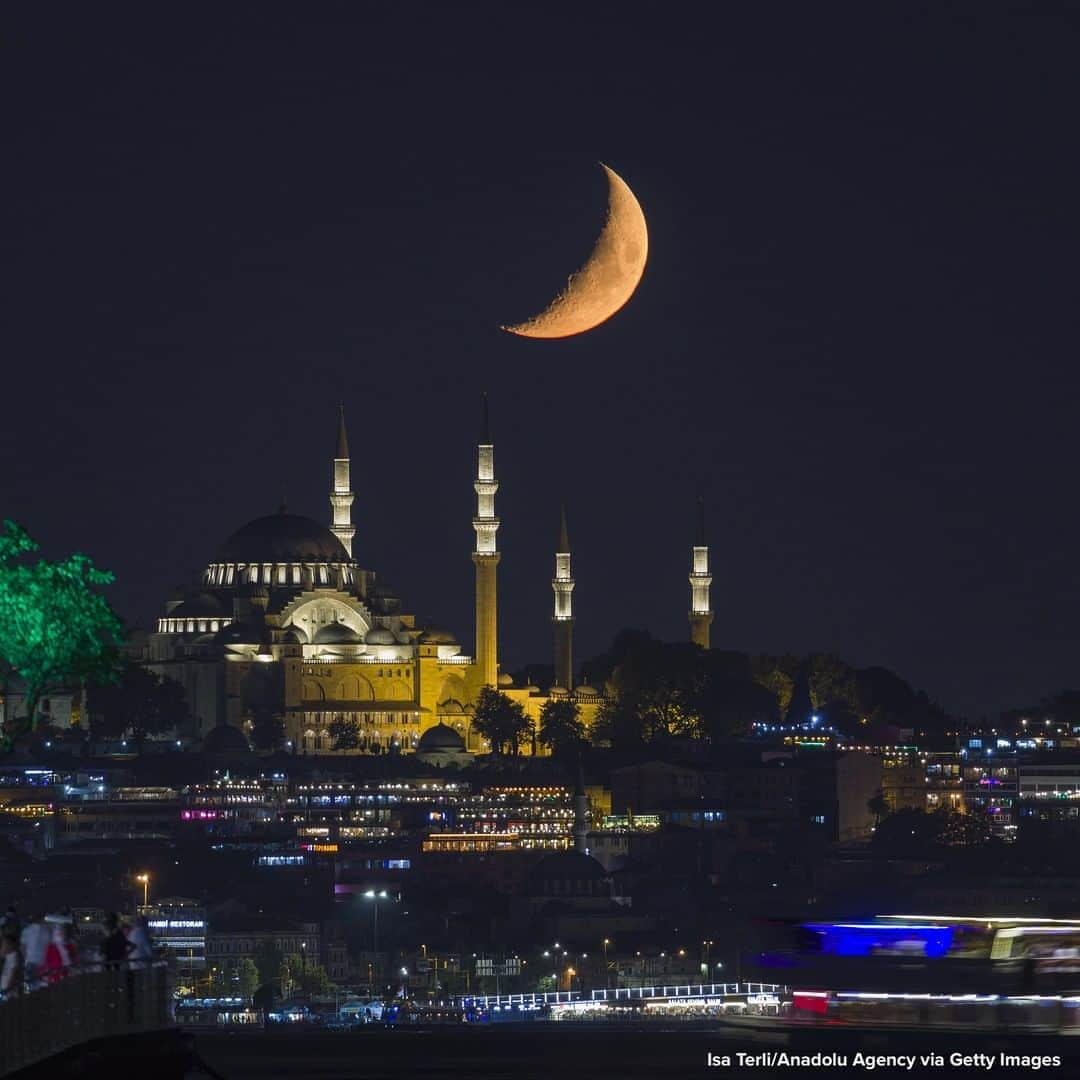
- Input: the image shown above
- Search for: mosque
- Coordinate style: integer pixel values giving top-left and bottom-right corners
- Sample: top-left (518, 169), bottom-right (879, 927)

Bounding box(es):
top-left (147, 401), bottom-right (713, 757)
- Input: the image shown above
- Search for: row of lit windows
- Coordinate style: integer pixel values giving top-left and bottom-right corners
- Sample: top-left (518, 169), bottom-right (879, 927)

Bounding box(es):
top-left (203, 563), bottom-right (355, 587)
top-left (159, 618), bottom-right (230, 634)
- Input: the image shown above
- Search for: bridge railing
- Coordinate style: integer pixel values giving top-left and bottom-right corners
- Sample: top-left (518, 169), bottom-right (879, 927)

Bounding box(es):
top-left (462, 981), bottom-right (788, 1009)
top-left (0, 963), bottom-right (172, 1077)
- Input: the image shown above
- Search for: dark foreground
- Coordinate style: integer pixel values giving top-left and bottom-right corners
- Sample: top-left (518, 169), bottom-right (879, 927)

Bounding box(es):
top-left (193, 1023), bottom-right (1080, 1079)
top-left (13, 1023), bottom-right (1080, 1080)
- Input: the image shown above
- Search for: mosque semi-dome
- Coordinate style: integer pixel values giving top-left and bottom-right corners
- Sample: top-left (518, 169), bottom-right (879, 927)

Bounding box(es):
top-left (364, 626), bottom-right (396, 645)
top-left (218, 512), bottom-right (350, 564)
top-left (312, 622), bottom-right (362, 645)
top-left (497, 672), bottom-right (514, 687)
top-left (416, 723), bottom-right (466, 753)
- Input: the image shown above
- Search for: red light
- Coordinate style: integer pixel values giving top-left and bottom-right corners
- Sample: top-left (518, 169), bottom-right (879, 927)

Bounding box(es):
top-left (793, 993), bottom-right (828, 1014)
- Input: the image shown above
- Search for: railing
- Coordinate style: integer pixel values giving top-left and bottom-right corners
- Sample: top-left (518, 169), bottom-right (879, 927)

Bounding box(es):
top-left (0, 964), bottom-right (172, 1077)
top-left (461, 982), bottom-right (787, 1009)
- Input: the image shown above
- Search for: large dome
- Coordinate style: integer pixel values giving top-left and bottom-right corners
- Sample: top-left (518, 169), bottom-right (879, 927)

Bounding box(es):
top-left (219, 512), bottom-right (349, 564)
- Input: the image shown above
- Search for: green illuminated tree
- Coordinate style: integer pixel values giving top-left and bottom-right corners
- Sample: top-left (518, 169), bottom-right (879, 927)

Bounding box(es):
top-left (0, 520), bottom-right (123, 744)
top-left (538, 698), bottom-right (584, 758)
top-left (86, 658), bottom-right (189, 750)
top-left (329, 715), bottom-right (361, 751)
top-left (471, 686), bottom-right (532, 755)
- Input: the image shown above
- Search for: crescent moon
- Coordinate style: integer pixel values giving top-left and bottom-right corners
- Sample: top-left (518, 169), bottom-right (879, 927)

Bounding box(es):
top-left (502, 164), bottom-right (648, 339)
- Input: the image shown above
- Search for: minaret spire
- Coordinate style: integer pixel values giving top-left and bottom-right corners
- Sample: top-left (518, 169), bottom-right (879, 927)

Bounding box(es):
top-left (552, 505), bottom-right (575, 690)
top-left (689, 495), bottom-right (713, 648)
top-left (330, 404), bottom-right (355, 558)
top-left (573, 755), bottom-right (589, 855)
top-left (472, 393), bottom-right (500, 686)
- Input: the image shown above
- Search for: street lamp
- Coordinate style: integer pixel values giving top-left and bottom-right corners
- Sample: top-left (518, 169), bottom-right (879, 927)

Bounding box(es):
top-left (702, 939), bottom-right (714, 980)
top-left (136, 873), bottom-right (150, 908)
top-left (363, 889), bottom-right (389, 996)
top-left (602, 938), bottom-right (611, 988)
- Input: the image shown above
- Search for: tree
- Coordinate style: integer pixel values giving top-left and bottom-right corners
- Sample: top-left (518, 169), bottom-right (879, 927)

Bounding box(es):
top-left (0, 521), bottom-right (123, 743)
top-left (471, 686), bottom-right (532, 755)
top-left (253, 939), bottom-right (283, 988)
top-left (784, 665), bottom-right (813, 726)
top-left (250, 706), bottom-right (285, 751)
top-left (87, 659), bottom-right (189, 749)
top-left (867, 789), bottom-right (889, 827)
top-left (287, 957), bottom-right (333, 997)
top-left (328, 715), bottom-right (361, 751)
top-left (236, 957), bottom-right (260, 999)
top-left (538, 698), bottom-right (584, 757)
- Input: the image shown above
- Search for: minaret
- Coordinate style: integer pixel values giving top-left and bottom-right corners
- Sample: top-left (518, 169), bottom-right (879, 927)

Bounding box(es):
top-left (472, 394), bottom-right (500, 686)
top-left (573, 756), bottom-right (589, 855)
top-left (552, 507), bottom-right (575, 690)
top-left (330, 405), bottom-right (355, 558)
top-left (689, 495), bottom-right (713, 648)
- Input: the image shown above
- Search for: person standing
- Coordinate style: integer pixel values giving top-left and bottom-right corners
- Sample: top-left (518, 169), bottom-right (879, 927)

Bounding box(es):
top-left (43, 915), bottom-right (78, 983)
top-left (0, 933), bottom-right (22, 999)
top-left (101, 913), bottom-right (131, 970)
top-left (127, 914), bottom-right (154, 970)
top-left (19, 913), bottom-right (49, 990)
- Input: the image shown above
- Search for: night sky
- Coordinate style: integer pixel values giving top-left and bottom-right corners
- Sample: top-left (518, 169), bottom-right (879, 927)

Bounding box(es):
top-left (5, 4), bottom-right (1080, 718)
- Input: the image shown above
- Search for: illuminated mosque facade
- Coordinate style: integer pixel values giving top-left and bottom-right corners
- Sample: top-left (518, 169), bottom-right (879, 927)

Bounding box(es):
top-left (147, 402), bottom-right (712, 756)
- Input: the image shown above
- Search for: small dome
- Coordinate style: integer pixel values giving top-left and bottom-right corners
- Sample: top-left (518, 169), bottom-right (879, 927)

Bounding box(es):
top-left (218, 512), bottom-right (349, 564)
top-left (170, 592), bottom-right (226, 619)
top-left (574, 685), bottom-right (599, 698)
top-left (416, 723), bottom-right (466, 753)
top-left (202, 724), bottom-right (251, 754)
top-left (312, 622), bottom-right (362, 645)
top-left (213, 621), bottom-right (268, 646)
top-left (419, 627), bottom-right (457, 644)
top-left (497, 673), bottom-right (514, 687)
top-left (365, 626), bottom-right (396, 645)
top-left (549, 685), bottom-right (569, 698)
top-left (282, 626), bottom-right (307, 645)
top-left (528, 850), bottom-right (609, 897)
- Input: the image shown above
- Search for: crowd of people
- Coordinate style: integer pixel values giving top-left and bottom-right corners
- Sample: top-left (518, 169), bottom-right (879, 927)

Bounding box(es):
top-left (0, 904), bottom-right (155, 1000)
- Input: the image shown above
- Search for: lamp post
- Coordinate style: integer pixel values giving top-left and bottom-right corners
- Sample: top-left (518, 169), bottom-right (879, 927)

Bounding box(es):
top-left (136, 873), bottom-right (150, 909)
top-left (602, 938), bottom-right (611, 987)
top-left (702, 939), bottom-right (713, 983)
top-left (364, 889), bottom-right (389, 996)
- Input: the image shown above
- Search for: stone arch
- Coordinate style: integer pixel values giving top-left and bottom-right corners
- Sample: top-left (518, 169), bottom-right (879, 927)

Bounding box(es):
top-left (337, 674), bottom-right (374, 701)
top-left (384, 679), bottom-right (412, 702)
top-left (437, 675), bottom-right (467, 707)
top-left (302, 680), bottom-right (325, 702)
